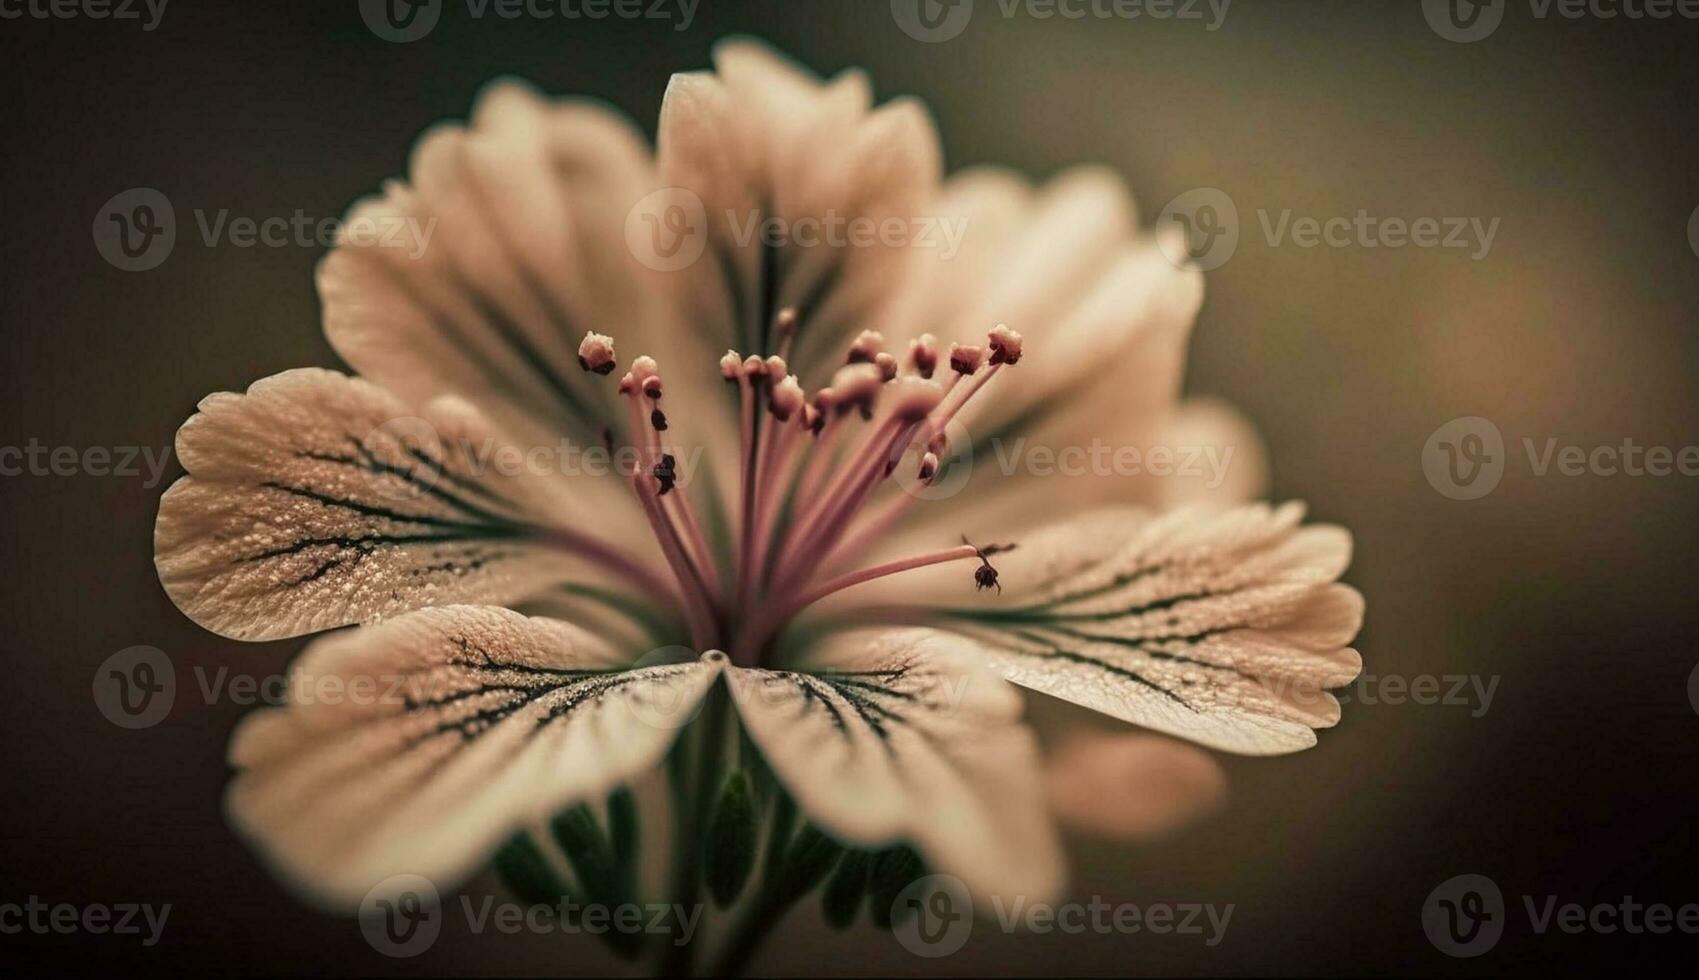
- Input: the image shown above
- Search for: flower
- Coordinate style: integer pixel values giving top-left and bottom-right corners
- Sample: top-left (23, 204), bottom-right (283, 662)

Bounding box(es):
top-left (153, 37), bottom-right (1362, 962)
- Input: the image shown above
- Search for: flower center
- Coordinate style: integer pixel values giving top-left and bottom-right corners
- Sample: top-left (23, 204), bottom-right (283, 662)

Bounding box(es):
top-left (576, 313), bottom-right (1023, 665)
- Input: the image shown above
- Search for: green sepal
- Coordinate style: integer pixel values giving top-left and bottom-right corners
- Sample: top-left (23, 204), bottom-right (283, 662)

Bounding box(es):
top-left (493, 833), bottom-right (571, 909)
top-left (775, 824), bottom-right (845, 906)
top-left (821, 850), bottom-right (872, 929)
top-left (868, 845), bottom-right (927, 929)
top-left (704, 770), bottom-right (760, 908)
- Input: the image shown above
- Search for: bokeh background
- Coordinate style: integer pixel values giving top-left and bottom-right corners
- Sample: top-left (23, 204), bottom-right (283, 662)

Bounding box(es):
top-left (4, 0), bottom-right (1699, 975)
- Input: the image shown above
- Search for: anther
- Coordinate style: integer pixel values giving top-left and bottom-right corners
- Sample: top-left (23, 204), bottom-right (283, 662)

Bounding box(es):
top-left (886, 377), bottom-right (945, 422)
top-left (987, 324), bottom-right (1024, 366)
top-left (642, 375), bottom-right (664, 400)
top-left (918, 451), bottom-right (939, 482)
top-left (650, 409), bottom-right (669, 432)
top-left (909, 334), bottom-right (939, 379)
top-left (847, 330), bottom-right (886, 365)
top-left (963, 536), bottom-right (1017, 593)
top-left (742, 354), bottom-right (767, 384)
top-left (764, 355), bottom-right (789, 386)
top-left (874, 351), bottom-right (899, 382)
top-left (949, 343), bottom-right (984, 376)
top-left (770, 375), bottom-right (805, 422)
top-left (829, 363), bottom-right (884, 416)
top-left (653, 453), bottom-right (677, 496)
top-left (721, 350), bottom-right (743, 381)
top-left (773, 308), bottom-right (798, 341)
top-left (577, 331), bottom-right (617, 375)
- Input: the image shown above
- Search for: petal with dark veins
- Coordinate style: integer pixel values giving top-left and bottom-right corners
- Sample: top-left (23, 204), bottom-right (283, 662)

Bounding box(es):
top-left (820, 504), bottom-right (1363, 756)
top-left (727, 628), bottom-right (1063, 904)
top-left (155, 368), bottom-right (665, 641)
top-left (227, 605), bottom-right (719, 909)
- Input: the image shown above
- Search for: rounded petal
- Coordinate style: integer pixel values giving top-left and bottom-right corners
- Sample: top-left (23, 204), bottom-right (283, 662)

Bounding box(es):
top-left (726, 628), bottom-right (1064, 904)
top-left (1046, 733), bottom-right (1226, 841)
top-left (155, 369), bottom-right (664, 640)
top-left (226, 605), bottom-right (719, 908)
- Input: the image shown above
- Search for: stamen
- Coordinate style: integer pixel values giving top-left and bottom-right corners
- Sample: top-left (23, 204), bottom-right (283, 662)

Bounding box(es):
top-left (948, 342), bottom-right (983, 376)
top-left (987, 323), bottom-right (1024, 365)
top-left (773, 307), bottom-right (799, 362)
top-left (874, 351), bottom-right (899, 382)
top-left (964, 535), bottom-right (1017, 593)
top-left (577, 331), bottom-right (617, 375)
top-left (908, 333), bottom-right (939, 379)
top-left (847, 329), bottom-right (886, 365)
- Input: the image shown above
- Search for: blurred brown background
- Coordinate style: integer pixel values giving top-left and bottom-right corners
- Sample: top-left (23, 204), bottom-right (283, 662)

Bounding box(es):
top-left (3, 0), bottom-right (1698, 975)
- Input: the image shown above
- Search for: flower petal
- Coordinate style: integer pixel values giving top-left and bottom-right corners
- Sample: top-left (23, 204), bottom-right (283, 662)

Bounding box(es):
top-left (828, 503), bottom-right (1363, 756)
top-left (318, 80), bottom-right (684, 447)
top-left (726, 628), bottom-right (1063, 903)
top-left (155, 368), bottom-right (664, 640)
top-left (657, 39), bottom-right (943, 377)
top-left (1045, 733), bottom-right (1226, 841)
top-left (227, 605), bottom-right (719, 908)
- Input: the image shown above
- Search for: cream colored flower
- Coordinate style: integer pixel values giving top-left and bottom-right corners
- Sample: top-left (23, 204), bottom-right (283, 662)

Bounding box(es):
top-left (154, 38), bottom-right (1361, 965)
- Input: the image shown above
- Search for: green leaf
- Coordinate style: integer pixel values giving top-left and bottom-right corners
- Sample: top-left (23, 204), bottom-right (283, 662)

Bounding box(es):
top-left (821, 850), bottom-right (871, 929)
top-left (704, 771), bottom-right (759, 908)
top-left (868, 846), bottom-right (927, 929)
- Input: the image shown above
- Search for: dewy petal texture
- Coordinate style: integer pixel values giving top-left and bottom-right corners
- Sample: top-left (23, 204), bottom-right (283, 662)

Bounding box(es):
top-left (226, 605), bottom-right (719, 909)
top-left (155, 369), bottom-right (660, 640)
top-left (726, 628), bottom-right (1064, 904)
top-left (848, 503), bottom-right (1363, 755)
